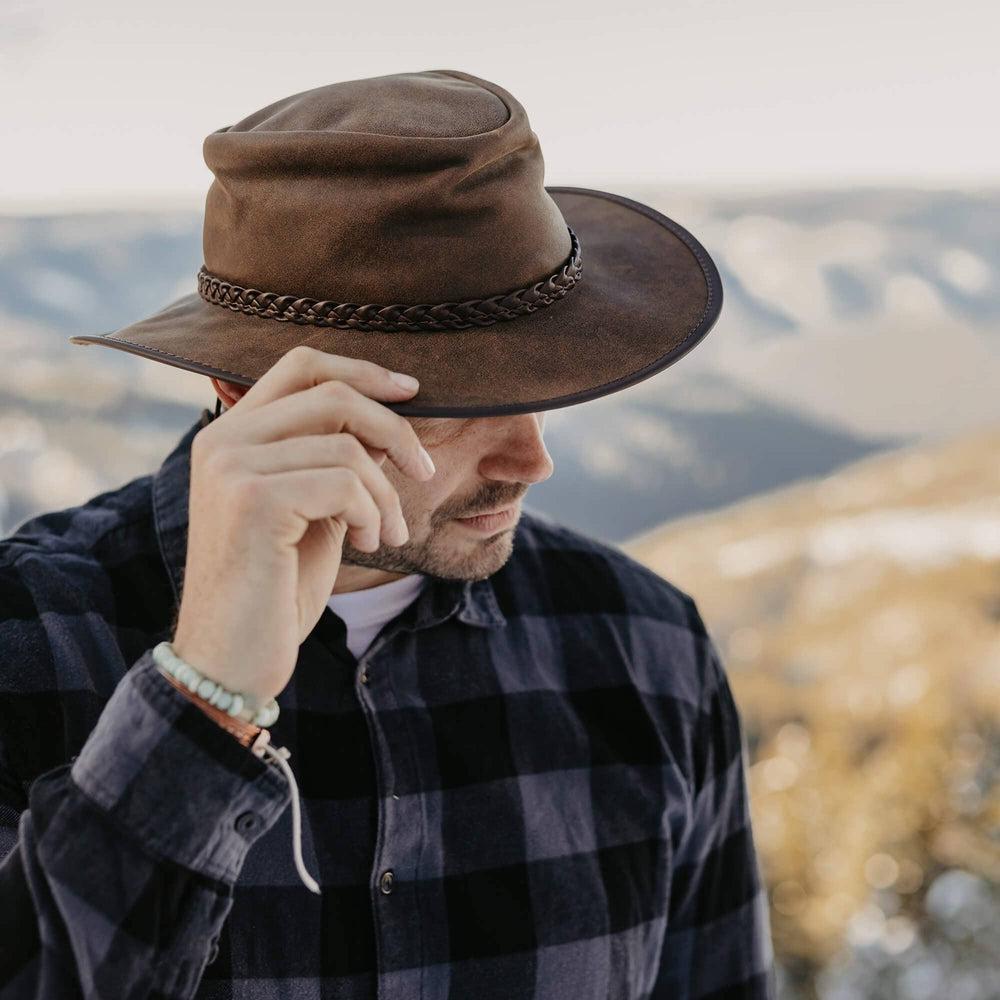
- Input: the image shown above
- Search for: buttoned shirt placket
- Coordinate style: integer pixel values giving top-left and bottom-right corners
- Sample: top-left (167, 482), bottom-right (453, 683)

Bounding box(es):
top-left (326, 576), bottom-right (505, 1000)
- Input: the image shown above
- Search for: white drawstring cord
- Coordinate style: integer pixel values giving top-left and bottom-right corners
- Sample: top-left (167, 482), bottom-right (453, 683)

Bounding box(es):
top-left (257, 741), bottom-right (322, 895)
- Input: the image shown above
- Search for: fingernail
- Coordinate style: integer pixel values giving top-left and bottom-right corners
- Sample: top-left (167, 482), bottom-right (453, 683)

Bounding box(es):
top-left (419, 445), bottom-right (436, 475)
top-left (390, 371), bottom-right (419, 391)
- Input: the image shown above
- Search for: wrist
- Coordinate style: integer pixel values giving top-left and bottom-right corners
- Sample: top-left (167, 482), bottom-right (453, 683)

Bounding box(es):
top-left (154, 640), bottom-right (280, 729)
top-left (159, 667), bottom-right (265, 748)
top-left (171, 633), bottom-right (274, 705)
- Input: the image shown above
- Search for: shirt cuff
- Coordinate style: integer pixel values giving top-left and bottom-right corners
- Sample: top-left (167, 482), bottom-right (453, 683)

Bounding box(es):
top-left (71, 646), bottom-right (292, 883)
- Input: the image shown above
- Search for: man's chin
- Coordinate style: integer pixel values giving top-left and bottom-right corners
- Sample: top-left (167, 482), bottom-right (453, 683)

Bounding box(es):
top-left (342, 523), bottom-right (515, 581)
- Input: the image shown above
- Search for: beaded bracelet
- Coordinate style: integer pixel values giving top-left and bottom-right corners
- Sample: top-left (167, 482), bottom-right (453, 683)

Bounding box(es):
top-left (152, 640), bottom-right (280, 728)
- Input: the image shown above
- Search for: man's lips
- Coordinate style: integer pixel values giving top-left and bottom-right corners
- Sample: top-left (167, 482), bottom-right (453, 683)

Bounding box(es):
top-left (453, 502), bottom-right (519, 531)
top-left (460, 503), bottom-right (518, 518)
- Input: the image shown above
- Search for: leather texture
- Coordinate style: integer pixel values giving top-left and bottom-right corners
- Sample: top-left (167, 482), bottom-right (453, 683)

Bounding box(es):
top-left (68, 69), bottom-right (723, 417)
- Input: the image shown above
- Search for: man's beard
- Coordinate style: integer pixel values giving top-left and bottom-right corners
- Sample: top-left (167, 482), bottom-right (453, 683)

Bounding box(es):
top-left (342, 483), bottom-right (526, 582)
top-left (341, 523), bottom-right (515, 582)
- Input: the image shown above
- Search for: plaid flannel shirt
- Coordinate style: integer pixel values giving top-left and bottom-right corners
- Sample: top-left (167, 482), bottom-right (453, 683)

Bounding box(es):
top-left (0, 406), bottom-right (774, 999)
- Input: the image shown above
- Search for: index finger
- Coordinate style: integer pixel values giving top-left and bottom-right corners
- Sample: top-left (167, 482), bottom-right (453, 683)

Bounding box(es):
top-left (232, 345), bottom-right (420, 414)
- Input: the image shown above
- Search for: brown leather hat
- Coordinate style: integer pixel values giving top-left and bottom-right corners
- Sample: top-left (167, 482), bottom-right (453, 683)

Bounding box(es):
top-left (69, 69), bottom-right (722, 417)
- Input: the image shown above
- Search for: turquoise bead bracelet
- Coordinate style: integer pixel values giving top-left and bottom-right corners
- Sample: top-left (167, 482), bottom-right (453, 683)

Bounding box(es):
top-left (152, 640), bottom-right (280, 728)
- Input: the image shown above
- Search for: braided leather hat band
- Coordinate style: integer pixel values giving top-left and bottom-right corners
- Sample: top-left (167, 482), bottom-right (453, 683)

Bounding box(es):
top-left (196, 226), bottom-right (582, 333)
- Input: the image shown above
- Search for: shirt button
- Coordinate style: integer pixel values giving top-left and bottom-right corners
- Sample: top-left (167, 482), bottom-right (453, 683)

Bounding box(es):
top-left (359, 669), bottom-right (369, 685)
top-left (234, 811), bottom-right (259, 835)
top-left (379, 869), bottom-right (394, 894)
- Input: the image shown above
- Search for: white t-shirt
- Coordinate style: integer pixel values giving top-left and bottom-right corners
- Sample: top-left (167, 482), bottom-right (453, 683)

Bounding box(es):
top-left (325, 572), bottom-right (428, 660)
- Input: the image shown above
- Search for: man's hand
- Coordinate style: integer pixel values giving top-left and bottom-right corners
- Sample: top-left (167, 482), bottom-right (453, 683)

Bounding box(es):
top-left (171, 346), bottom-right (436, 704)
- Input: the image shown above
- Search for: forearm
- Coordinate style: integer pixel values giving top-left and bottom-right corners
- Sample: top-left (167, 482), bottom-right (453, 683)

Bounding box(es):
top-left (0, 648), bottom-right (291, 999)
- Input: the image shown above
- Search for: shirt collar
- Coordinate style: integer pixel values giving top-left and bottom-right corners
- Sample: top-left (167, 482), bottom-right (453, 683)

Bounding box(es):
top-left (152, 409), bottom-right (507, 634)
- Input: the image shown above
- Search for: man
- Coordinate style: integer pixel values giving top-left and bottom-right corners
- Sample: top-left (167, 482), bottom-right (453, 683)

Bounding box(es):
top-left (0, 70), bottom-right (774, 998)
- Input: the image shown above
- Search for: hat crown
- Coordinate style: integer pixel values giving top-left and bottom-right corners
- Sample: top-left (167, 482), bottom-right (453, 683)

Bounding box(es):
top-left (200, 70), bottom-right (572, 303)
top-left (220, 71), bottom-right (510, 139)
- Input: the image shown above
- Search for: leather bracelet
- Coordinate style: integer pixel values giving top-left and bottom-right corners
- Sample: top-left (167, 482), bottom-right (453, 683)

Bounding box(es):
top-left (158, 667), bottom-right (266, 749)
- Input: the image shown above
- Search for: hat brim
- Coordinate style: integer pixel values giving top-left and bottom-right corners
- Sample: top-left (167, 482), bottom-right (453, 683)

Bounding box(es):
top-left (67, 187), bottom-right (722, 417)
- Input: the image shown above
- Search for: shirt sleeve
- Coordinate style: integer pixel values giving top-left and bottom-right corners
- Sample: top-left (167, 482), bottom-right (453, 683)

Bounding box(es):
top-left (0, 645), bottom-right (292, 1000)
top-left (651, 601), bottom-right (776, 999)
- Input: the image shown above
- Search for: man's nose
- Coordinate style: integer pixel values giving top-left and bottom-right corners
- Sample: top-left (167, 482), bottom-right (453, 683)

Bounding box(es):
top-left (479, 413), bottom-right (554, 485)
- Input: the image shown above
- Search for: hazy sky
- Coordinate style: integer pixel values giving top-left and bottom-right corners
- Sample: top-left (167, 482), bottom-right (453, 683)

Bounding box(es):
top-left (3, 0), bottom-right (997, 212)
